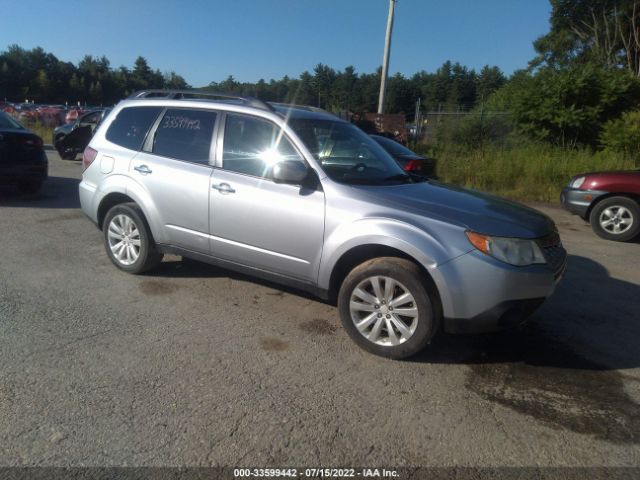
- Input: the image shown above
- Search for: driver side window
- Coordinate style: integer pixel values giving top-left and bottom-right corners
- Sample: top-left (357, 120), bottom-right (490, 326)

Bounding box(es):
top-left (222, 114), bottom-right (302, 179)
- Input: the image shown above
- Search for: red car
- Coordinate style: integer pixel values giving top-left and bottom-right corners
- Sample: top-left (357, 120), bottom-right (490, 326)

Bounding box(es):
top-left (561, 170), bottom-right (640, 242)
top-left (65, 108), bottom-right (84, 124)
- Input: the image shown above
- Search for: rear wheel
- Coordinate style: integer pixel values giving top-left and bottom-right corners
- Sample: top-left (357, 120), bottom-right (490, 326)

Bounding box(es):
top-left (589, 196), bottom-right (640, 242)
top-left (103, 203), bottom-right (163, 274)
top-left (337, 257), bottom-right (439, 359)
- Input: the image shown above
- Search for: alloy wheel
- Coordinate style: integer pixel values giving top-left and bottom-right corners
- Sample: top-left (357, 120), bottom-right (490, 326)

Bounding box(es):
top-left (349, 276), bottom-right (419, 346)
top-left (599, 206), bottom-right (634, 235)
top-left (107, 214), bottom-right (141, 266)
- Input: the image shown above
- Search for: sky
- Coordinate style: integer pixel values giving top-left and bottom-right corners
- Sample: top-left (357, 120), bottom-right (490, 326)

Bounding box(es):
top-left (0, 0), bottom-right (552, 86)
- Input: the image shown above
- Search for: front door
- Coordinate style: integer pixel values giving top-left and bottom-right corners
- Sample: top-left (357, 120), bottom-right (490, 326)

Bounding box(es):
top-left (209, 113), bottom-right (325, 282)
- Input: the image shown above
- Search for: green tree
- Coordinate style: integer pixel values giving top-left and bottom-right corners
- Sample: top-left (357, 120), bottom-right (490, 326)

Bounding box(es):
top-left (532, 0), bottom-right (640, 76)
top-left (504, 64), bottom-right (640, 147)
top-left (476, 65), bottom-right (507, 102)
top-left (601, 109), bottom-right (640, 161)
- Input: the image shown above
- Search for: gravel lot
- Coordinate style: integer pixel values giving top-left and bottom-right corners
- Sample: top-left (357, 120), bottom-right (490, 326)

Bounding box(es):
top-left (0, 151), bottom-right (639, 468)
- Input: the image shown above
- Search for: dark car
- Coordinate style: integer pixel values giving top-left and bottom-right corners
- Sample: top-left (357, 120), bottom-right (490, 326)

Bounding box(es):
top-left (0, 111), bottom-right (47, 193)
top-left (561, 170), bottom-right (640, 242)
top-left (53, 109), bottom-right (110, 160)
top-left (370, 134), bottom-right (435, 177)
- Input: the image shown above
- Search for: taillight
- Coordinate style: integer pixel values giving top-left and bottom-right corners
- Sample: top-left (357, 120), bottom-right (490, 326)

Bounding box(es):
top-left (23, 136), bottom-right (43, 148)
top-left (403, 159), bottom-right (422, 172)
top-left (82, 146), bottom-right (98, 171)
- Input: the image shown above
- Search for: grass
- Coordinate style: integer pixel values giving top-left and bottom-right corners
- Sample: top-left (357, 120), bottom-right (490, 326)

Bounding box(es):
top-left (26, 122), bottom-right (55, 145)
top-left (417, 143), bottom-right (637, 202)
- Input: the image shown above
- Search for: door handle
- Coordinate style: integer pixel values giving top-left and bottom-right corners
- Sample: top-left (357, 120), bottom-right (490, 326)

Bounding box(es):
top-left (134, 164), bottom-right (152, 175)
top-left (212, 182), bottom-right (235, 194)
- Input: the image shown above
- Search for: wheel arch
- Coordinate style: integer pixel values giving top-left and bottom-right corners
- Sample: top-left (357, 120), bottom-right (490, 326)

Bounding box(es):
top-left (326, 243), bottom-right (443, 320)
top-left (97, 192), bottom-right (136, 229)
top-left (587, 192), bottom-right (640, 220)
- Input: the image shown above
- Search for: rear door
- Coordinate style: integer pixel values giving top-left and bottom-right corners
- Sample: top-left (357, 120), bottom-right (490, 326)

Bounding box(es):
top-left (129, 107), bottom-right (218, 253)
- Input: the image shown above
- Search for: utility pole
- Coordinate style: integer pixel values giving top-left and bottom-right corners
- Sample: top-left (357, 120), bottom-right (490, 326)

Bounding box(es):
top-left (377, 0), bottom-right (396, 114)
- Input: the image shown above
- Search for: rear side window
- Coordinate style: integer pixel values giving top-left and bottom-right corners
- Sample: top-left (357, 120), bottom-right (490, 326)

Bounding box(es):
top-left (152, 108), bottom-right (217, 164)
top-left (106, 107), bottom-right (162, 151)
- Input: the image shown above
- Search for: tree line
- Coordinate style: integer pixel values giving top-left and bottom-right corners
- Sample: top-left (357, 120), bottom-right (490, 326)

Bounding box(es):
top-left (1, 0), bottom-right (639, 155)
top-left (0, 45), bottom-right (189, 106)
top-left (0, 43), bottom-right (506, 115)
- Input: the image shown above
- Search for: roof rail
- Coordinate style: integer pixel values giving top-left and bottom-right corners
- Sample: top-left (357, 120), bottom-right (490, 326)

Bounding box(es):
top-left (268, 102), bottom-right (329, 113)
top-left (127, 90), bottom-right (274, 111)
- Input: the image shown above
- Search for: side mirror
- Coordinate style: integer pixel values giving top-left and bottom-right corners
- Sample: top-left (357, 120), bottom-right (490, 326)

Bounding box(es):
top-left (273, 160), bottom-right (308, 185)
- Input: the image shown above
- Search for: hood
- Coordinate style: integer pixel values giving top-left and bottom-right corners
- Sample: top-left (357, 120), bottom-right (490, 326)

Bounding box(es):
top-left (356, 180), bottom-right (555, 239)
top-left (584, 170), bottom-right (640, 177)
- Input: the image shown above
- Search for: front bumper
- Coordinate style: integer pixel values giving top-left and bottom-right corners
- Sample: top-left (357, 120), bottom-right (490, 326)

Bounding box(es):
top-left (435, 246), bottom-right (566, 334)
top-left (560, 187), bottom-right (606, 218)
top-left (445, 297), bottom-right (546, 334)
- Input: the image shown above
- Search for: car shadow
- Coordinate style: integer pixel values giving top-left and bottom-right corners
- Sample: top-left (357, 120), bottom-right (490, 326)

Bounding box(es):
top-left (413, 254), bottom-right (640, 446)
top-left (151, 256), bottom-right (322, 302)
top-left (412, 255), bottom-right (640, 370)
top-left (0, 175), bottom-right (80, 209)
top-left (140, 252), bottom-right (640, 444)
top-left (153, 253), bottom-right (640, 372)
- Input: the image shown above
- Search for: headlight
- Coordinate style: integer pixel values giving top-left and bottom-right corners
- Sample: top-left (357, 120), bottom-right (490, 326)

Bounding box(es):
top-left (465, 231), bottom-right (547, 266)
top-left (570, 176), bottom-right (586, 189)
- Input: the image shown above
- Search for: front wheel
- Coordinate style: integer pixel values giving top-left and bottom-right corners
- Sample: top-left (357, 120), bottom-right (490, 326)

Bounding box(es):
top-left (589, 196), bottom-right (640, 242)
top-left (103, 203), bottom-right (163, 274)
top-left (337, 257), bottom-right (439, 359)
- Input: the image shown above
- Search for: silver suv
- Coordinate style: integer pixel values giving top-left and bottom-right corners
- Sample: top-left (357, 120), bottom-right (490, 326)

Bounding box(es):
top-left (80, 90), bottom-right (567, 359)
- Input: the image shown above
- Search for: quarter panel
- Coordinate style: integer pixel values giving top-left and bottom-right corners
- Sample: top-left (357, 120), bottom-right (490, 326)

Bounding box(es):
top-left (89, 174), bottom-right (165, 241)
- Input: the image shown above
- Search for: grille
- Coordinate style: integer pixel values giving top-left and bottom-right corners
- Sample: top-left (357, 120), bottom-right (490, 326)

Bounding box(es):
top-left (538, 232), bottom-right (567, 281)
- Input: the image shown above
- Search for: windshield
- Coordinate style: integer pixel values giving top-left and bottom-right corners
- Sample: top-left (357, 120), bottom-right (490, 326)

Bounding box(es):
top-left (372, 135), bottom-right (416, 156)
top-left (288, 118), bottom-right (411, 185)
top-left (0, 112), bottom-right (23, 130)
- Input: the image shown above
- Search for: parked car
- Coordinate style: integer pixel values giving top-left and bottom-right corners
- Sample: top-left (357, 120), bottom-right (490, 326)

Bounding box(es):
top-left (561, 170), bottom-right (640, 242)
top-left (17, 105), bottom-right (38, 123)
top-left (80, 90), bottom-right (566, 359)
top-left (370, 134), bottom-right (435, 177)
top-left (0, 111), bottom-right (47, 193)
top-left (65, 108), bottom-right (84, 124)
top-left (53, 109), bottom-right (110, 160)
top-left (36, 106), bottom-right (66, 127)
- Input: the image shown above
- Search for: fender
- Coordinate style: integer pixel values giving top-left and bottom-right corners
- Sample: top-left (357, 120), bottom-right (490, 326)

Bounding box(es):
top-left (317, 217), bottom-right (472, 318)
top-left (318, 217), bottom-right (467, 288)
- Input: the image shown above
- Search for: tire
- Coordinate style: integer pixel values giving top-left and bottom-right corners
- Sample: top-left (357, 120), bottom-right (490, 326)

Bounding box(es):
top-left (589, 196), bottom-right (640, 242)
top-left (17, 180), bottom-right (41, 194)
top-left (337, 257), bottom-right (439, 359)
top-left (103, 203), bottom-right (163, 274)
